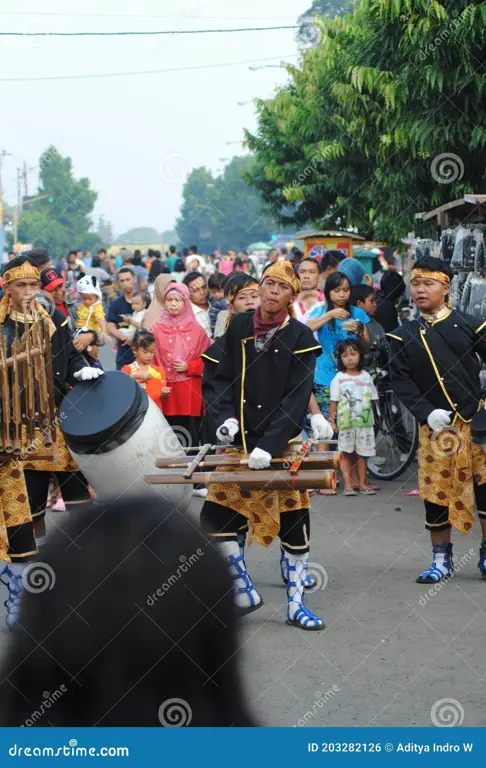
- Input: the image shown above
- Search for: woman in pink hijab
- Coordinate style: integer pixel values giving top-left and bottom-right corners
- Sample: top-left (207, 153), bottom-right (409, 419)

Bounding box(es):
top-left (151, 283), bottom-right (210, 457)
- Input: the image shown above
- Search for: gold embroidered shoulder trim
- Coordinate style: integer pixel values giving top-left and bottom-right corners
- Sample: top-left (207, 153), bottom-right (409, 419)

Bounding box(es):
top-left (61, 318), bottom-right (69, 327)
top-left (293, 345), bottom-right (322, 354)
top-left (386, 333), bottom-right (403, 341)
top-left (202, 353), bottom-right (220, 364)
top-left (476, 320), bottom-right (486, 334)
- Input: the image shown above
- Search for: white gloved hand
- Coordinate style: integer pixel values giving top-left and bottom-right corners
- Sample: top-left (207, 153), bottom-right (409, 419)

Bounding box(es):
top-left (215, 418), bottom-right (239, 444)
top-left (73, 367), bottom-right (104, 382)
top-left (427, 408), bottom-right (452, 433)
top-left (310, 413), bottom-right (334, 441)
top-left (248, 447), bottom-right (272, 470)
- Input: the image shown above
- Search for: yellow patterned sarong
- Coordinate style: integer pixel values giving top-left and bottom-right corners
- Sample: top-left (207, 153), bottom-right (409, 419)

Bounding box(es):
top-left (0, 459), bottom-right (36, 562)
top-left (418, 420), bottom-right (486, 534)
top-left (206, 449), bottom-right (309, 547)
top-left (21, 424), bottom-right (78, 473)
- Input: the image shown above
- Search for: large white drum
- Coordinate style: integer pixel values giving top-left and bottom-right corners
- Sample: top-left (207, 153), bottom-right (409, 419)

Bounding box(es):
top-left (59, 371), bottom-right (189, 510)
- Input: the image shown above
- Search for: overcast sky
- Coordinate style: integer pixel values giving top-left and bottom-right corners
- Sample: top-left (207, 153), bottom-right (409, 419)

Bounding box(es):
top-left (0, 1), bottom-right (309, 237)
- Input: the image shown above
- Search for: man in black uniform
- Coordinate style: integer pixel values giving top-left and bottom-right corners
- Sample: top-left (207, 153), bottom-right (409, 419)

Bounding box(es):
top-left (200, 261), bottom-right (333, 631)
top-left (0, 256), bottom-right (102, 625)
top-left (387, 257), bottom-right (486, 583)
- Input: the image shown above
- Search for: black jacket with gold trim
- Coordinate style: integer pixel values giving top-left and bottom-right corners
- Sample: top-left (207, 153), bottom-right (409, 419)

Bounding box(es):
top-left (202, 311), bottom-right (321, 457)
top-left (387, 309), bottom-right (486, 424)
top-left (3, 308), bottom-right (89, 407)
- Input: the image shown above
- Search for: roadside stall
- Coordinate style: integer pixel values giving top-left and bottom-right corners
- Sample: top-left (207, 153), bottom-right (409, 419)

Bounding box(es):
top-left (293, 230), bottom-right (365, 260)
top-left (415, 195), bottom-right (486, 316)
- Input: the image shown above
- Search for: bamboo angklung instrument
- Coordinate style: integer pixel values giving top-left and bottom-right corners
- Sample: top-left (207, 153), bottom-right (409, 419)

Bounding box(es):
top-left (24, 322), bottom-right (37, 453)
top-left (43, 319), bottom-right (58, 460)
top-left (32, 317), bottom-right (52, 448)
top-left (0, 314), bottom-right (57, 462)
top-left (146, 469), bottom-right (337, 491)
top-left (12, 328), bottom-right (22, 454)
top-left (0, 332), bottom-right (12, 452)
top-left (155, 451), bottom-right (342, 470)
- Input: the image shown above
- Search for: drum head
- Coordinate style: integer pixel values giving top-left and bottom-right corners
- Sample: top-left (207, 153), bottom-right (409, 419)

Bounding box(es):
top-left (60, 370), bottom-right (144, 447)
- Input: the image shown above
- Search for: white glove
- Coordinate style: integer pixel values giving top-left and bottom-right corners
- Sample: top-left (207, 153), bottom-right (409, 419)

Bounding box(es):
top-left (73, 367), bottom-right (104, 382)
top-left (215, 418), bottom-right (239, 444)
top-left (310, 413), bottom-right (334, 441)
top-left (427, 409), bottom-right (452, 433)
top-left (248, 447), bottom-right (272, 469)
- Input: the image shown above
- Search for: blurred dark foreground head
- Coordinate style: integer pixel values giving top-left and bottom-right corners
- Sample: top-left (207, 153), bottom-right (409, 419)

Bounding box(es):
top-left (0, 498), bottom-right (254, 727)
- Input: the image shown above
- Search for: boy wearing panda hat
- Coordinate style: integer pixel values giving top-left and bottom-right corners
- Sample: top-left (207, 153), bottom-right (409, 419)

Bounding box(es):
top-left (75, 273), bottom-right (109, 366)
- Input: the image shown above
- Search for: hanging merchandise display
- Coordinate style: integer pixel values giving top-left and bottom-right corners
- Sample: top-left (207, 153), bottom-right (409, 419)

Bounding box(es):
top-left (433, 227), bottom-right (486, 318)
top-left (439, 230), bottom-right (455, 264)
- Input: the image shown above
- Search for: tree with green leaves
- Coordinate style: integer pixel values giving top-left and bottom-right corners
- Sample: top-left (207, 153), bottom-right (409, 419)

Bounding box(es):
top-left (247, 0), bottom-right (486, 243)
top-left (18, 146), bottom-right (101, 258)
top-left (176, 158), bottom-right (273, 251)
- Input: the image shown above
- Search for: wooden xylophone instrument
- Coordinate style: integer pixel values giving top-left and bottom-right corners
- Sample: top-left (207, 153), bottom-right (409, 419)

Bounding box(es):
top-left (146, 441), bottom-right (341, 491)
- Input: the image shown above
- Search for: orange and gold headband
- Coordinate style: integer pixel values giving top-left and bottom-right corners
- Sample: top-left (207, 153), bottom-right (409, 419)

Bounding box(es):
top-left (3, 261), bottom-right (40, 285)
top-left (411, 268), bottom-right (451, 287)
top-left (226, 280), bottom-right (259, 304)
top-left (261, 260), bottom-right (300, 295)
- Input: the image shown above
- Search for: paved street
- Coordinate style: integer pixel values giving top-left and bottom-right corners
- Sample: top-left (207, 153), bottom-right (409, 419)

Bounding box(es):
top-left (1, 343), bottom-right (484, 728)
top-left (188, 476), bottom-right (486, 728)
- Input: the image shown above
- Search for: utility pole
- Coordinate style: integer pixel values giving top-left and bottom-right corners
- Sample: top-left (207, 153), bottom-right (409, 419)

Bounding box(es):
top-left (13, 167), bottom-right (22, 247)
top-left (0, 150), bottom-right (10, 263)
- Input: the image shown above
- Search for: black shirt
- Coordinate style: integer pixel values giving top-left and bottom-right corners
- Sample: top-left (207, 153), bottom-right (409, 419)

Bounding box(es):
top-left (202, 311), bottom-right (321, 457)
top-left (387, 309), bottom-right (486, 424)
top-left (106, 294), bottom-right (135, 368)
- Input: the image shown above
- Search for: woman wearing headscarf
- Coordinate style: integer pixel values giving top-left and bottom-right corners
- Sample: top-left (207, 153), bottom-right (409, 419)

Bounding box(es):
top-left (142, 274), bottom-right (175, 329)
top-left (151, 283), bottom-right (210, 482)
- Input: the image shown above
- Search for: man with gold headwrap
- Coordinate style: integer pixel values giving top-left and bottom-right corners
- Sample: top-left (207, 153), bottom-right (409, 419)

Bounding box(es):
top-left (200, 261), bottom-right (333, 631)
top-left (387, 257), bottom-right (486, 583)
top-left (0, 255), bottom-right (102, 626)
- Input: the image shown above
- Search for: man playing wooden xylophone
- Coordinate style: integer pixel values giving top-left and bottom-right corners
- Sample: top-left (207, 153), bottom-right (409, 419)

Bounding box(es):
top-left (200, 261), bottom-right (333, 631)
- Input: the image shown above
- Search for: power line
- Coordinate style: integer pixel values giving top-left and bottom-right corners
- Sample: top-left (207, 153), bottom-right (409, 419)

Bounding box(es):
top-left (0, 25), bottom-right (297, 37)
top-left (0, 55), bottom-right (296, 83)
top-left (0, 12), bottom-right (298, 19)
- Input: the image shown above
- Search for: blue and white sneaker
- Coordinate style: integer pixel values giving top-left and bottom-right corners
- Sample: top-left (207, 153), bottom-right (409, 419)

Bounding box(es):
top-left (416, 543), bottom-right (454, 584)
top-left (0, 564), bottom-right (24, 628)
top-left (283, 551), bottom-right (324, 631)
top-left (478, 539), bottom-right (486, 578)
top-left (220, 540), bottom-right (263, 616)
top-left (280, 546), bottom-right (316, 590)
